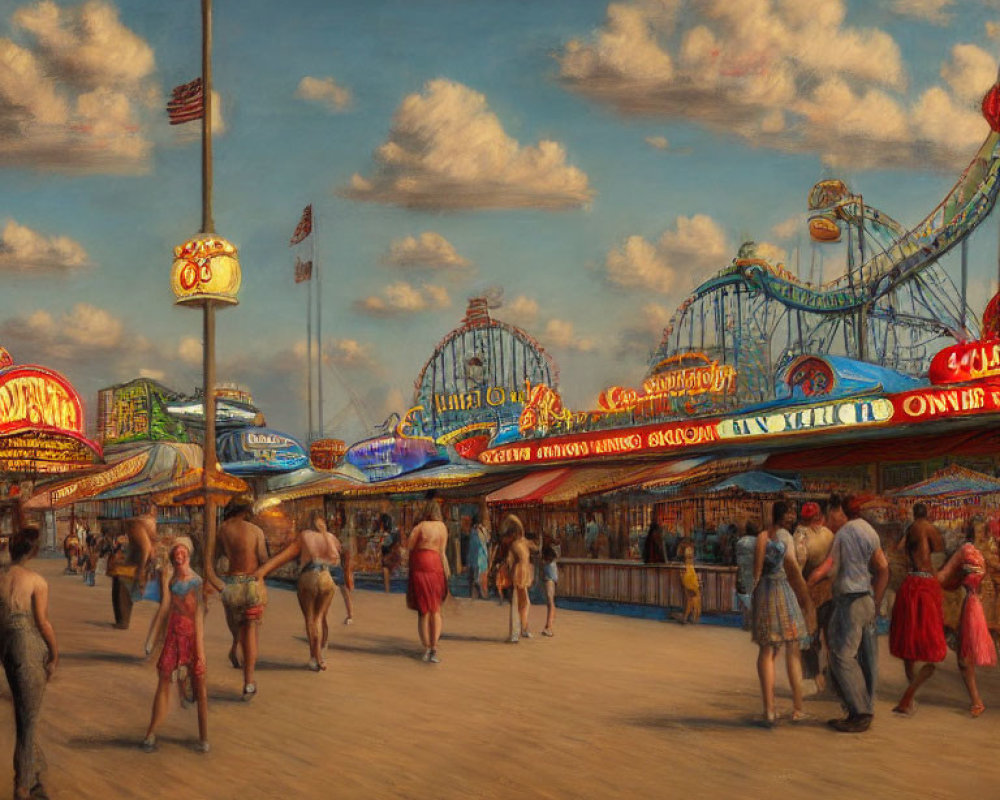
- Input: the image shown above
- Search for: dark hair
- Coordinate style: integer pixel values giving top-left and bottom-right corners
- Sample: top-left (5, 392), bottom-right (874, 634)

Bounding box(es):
top-left (771, 501), bottom-right (789, 526)
top-left (542, 543), bottom-right (557, 562)
top-left (828, 493), bottom-right (844, 514)
top-left (913, 503), bottom-right (928, 519)
top-left (224, 494), bottom-right (254, 520)
top-left (378, 513), bottom-right (393, 532)
top-left (11, 527), bottom-right (41, 562)
top-left (471, 512), bottom-right (480, 526)
top-left (745, 521), bottom-right (760, 537)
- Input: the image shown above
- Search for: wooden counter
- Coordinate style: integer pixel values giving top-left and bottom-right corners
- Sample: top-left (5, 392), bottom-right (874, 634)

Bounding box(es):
top-left (556, 558), bottom-right (737, 613)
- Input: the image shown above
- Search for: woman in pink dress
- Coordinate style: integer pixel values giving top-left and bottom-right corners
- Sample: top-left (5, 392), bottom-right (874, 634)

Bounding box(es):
top-left (937, 539), bottom-right (997, 717)
top-left (142, 537), bottom-right (209, 751)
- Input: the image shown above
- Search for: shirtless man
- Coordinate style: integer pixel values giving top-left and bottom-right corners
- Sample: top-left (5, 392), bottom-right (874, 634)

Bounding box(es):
top-left (111, 502), bottom-right (156, 630)
top-left (256, 509), bottom-right (341, 671)
top-left (889, 502), bottom-right (946, 715)
top-left (217, 496), bottom-right (269, 700)
top-left (406, 500), bottom-right (450, 663)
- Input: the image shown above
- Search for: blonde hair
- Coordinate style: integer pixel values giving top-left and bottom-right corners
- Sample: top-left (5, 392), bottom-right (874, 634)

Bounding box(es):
top-left (420, 500), bottom-right (444, 523)
top-left (501, 514), bottom-right (525, 539)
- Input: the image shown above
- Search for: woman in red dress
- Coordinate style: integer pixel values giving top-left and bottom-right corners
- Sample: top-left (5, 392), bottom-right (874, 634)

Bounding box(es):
top-left (406, 500), bottom-right (450, 663)
top-left (937, 538), bottom-right (997, 717)
top-left (142, 537), bottom-right (208, 752)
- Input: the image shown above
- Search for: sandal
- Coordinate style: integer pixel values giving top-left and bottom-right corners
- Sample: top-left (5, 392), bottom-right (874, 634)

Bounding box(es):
top-left (141, 735), bottom-right (157, 753)
top-left (242, 683), bottom-right (257, 702)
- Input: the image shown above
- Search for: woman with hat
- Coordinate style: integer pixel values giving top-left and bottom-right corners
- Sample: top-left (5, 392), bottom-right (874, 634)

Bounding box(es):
top-left (141, 536), bottom-right (209, 753)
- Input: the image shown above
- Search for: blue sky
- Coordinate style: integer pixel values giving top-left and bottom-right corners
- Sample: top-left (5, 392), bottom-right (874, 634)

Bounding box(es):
top-left (2, 0), bottom-right (1000, 445)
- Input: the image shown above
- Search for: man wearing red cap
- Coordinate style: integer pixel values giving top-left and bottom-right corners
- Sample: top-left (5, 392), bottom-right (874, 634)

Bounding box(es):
top-left (794, 501), bottom-right (835, 693)
top-left (889, 503), bottom-right (946, 715)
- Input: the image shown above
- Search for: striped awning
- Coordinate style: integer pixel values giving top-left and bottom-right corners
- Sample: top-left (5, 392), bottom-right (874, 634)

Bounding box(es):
top-left (485, 469), bottom-right (571, 504)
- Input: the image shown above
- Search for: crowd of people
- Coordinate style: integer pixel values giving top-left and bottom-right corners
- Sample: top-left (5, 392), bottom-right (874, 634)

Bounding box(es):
top-left (733, 494), bottom-right (997, 732)
top-left (3, 489), bottom-right (998, 797)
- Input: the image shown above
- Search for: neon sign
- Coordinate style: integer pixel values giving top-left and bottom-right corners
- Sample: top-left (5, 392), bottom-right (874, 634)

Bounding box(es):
top-left (599, 352), bottom-right (736, 418)
top-left (718, 398), bottom-right (893, 440)
top-left (0, 367), bottom-right (83, 437)
top-left (479, 419), bottom-right (720, 465)
top-left (928, 340), bottom-right (1000, 384)
top-left (892, 384), bottom-right (999, 421)
top-left (171, 234), bottom-right (241, 306)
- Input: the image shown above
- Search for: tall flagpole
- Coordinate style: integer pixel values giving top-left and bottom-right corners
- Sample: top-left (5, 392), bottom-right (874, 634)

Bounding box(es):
top-left (306, 262), bottom-right (314, 442)
top-left (201, 0), bottom-right (221, 592)
top-left (315, 213), bottom-right (323, 438)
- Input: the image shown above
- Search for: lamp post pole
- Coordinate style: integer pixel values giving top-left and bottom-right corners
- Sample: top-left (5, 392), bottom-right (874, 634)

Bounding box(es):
top-left (200, 0), bottom-right (222, 593)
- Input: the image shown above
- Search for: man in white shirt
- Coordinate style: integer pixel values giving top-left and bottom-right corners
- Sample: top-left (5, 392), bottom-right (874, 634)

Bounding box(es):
top-left (808, 494), bottom-right (888, 733)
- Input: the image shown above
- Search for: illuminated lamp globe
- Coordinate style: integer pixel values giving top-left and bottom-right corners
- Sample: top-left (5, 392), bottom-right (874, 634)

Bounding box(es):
top-left (170, 233), bottom-right (241, 307)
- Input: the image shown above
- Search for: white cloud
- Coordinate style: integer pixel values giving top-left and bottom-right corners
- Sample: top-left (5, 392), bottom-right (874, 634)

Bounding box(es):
top-left (385, 231), bottom-right (471, 270)
top-left (139, 367), bottom-right (164, 381)
top-left (772, 215), bottom-right (804, 240)
top-left (500, 294), bottom-right (540, 327)
top-left (605, 214), bottom-right (729, 294)
top-left (323, 338), bottom-right (376, 369)
top-left (341, 78), bottom-right (593, 209)
top-left (940, 44), bottom-right (997, 104)
top-left (892, 0), bottom-right (954, 25)
top-left (558, 0), bottom-right (996, 170)
top-left (543, 318), bottom-right (596, 352)
top-left (754, 241), bottom-right (788, 264)
top-left (295, 76), bottom-right (352, 111)
top-left (0, 1), bottom-right (155, 172)
top-left (0, 219), bottom-right (88, 271)
top-left (0, 303), bottom-right (131, 365)
top-left (178, 336), bottom-right (202, 365)
top-left (645, 135), bottom-right (669, 149)
top-left (355, 281), bottom-right (452, 316)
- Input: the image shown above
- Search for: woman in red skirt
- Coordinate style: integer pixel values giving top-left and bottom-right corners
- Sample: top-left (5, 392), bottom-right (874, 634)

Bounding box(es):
top-left (938, 537), bottom-right (998, 717)
top-left (406, 499), bottom-right (450, 663)
top-left (142, 537), bottom-right (208, 753)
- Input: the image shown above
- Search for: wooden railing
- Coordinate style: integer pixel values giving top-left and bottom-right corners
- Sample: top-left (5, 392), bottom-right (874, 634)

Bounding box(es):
top-left (557, 559), bottom-right (737, 613)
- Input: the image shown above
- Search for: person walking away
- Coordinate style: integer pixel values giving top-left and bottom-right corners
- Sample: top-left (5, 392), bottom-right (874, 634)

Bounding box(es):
top-left (504, 515), bottom-right (538, 642)
top-left (751, 502), bottom-right (814, 726)
top-left (141, 537), bottom-right (208, 753)
top-left (808, 494), bottom-right (889, 733)
top-left (467, 512), bottom-right (491, 600)
top-left (255, 510), bottom-right (342, 671)
top-left (936, 532), bottom-right (996, 716)
top-left (0, 527), bottom-right (58, 800)
top-left (541, 542), bottom-right (558, 636)
top-left (406, 500), bottom-right (450, 663)
top-left (377, 514), bottom-right (402, 594)
top-left (890, 503), bottom-right (947, 715)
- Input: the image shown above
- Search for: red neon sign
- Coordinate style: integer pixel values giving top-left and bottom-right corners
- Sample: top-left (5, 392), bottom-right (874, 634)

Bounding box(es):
top-left (0, 366), bottom-right (85, 438)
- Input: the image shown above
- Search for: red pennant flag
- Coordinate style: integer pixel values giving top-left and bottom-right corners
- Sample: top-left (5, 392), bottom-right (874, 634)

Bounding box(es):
top-left (290, 205), bottom-right (313, 245)
top-left (167, 77), bottom-right (204, 125)
top-left (294, 257), bottom-right (313, 283)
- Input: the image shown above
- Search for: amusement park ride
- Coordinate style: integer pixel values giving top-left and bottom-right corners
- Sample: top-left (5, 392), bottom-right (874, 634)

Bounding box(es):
top-left (649, 83), bottom-right (1000, 406)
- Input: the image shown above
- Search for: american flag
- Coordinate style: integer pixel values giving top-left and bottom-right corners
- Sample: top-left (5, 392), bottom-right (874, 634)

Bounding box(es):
top-left (167, 77), bottom-right (204, 125)
top-left (294, 257), bottom-right (313, 283)
top-left (290, 204), bottom-right (313, 245)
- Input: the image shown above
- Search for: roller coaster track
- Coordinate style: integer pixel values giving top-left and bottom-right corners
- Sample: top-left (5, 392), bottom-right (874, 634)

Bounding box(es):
top-left (651, 125), bottom-right (1000, 395)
